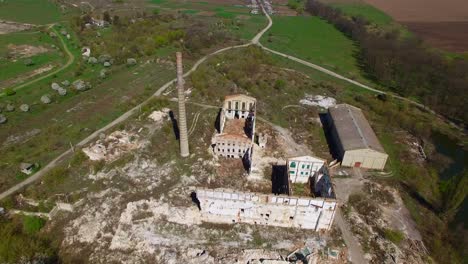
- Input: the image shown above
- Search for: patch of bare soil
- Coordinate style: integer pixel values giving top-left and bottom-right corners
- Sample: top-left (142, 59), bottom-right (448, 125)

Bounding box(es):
top-left (403, 21), bottom-right (468, 53)
top-left (0, 20), bottom-right (33, 34)
top-left (0, 64), bottom-right (54, 90)
top-left (7, 44), bottom-right (49, 59)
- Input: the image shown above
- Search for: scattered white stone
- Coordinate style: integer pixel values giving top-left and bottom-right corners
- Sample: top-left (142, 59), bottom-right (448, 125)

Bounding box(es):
top-left (0, 114), bottom-right (6, 124)
top-left (82, 130), bottom-right (141, 162)
top-left (73, 79), bottom-right (88, 91)
top-left (6, 104), bottom-right (15, 112)
top-left (88, 57), bottom-right (98, 64)
top-left (103, 61), bottom-right (111, 67)
top-left (126, 58), bottom-right (137, 66)
top-left (58, 87), bottom-right (67, 96)
top-left (19, 104), bottom-right (29, 112)
top-left (148, 108), bottom-right (170, 123)
top-left (40, 95), bottom-right (51, 104)
top-left (61, 80), bottom-right (70, 87)
top-left (300, 94), bottom-right (336, 109)
top-left (51, 82), bottom-right (61, 90)
top-left (100, 69), bottom-right (107, 79)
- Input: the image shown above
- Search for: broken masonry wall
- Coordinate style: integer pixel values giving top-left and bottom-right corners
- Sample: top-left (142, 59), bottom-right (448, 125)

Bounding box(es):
top-left (196, 188), bottom-right (337, 231)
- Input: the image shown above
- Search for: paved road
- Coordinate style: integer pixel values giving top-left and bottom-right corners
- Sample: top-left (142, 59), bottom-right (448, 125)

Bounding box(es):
top-left (0, 26), bottom-right (75, 96)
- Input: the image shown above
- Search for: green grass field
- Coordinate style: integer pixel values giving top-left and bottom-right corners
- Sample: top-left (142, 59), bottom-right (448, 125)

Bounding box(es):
top-left (0, 31), bottom-right (65, 88)
top-left (262, 16), bottom-right (373, 85)
top-left (330, 3), bottom-right (392, 26)
top-left (0, 0), bottom-right (61, 24)
top-left (0, 31), bottom-right (65, 86)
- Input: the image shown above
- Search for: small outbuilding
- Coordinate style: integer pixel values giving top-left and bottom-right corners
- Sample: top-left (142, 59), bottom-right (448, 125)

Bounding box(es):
top-left (328, 104), bottom-right (388, 170)
top-left (20, 163), bottom-right (35, 175)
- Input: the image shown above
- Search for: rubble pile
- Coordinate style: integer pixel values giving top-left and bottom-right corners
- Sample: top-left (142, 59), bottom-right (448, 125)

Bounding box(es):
top-left (82, 130), bottom-right (141, 162)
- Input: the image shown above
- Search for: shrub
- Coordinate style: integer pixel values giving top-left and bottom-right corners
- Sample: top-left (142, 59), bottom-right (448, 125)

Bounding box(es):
top-left (4, 88), bottom-right (15, 96)
top-left (383, 228), bottom-right (405, 245)
top-left (22, 216), bottom-right (46, 235)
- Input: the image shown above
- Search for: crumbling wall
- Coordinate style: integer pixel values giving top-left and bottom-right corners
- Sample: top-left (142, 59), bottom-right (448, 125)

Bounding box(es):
top-left (196, 189), bottom-right (337, 231)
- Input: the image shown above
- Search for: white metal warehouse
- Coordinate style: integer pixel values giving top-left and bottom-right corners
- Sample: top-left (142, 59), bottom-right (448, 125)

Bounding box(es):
top-left (328, 104), bottom-right (388, 170)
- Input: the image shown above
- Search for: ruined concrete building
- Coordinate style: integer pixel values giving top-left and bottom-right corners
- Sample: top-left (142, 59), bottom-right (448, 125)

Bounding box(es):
top-left (199, 98), bottom-right (338, 231)
top-left (196, 156), bottom-right (337, 231)
top-left (212, 94), bottom-right (256, 171)
top-left (196, 188), bottom-right (337, 231)
top-left (287, 155), bottom-right (325, 184)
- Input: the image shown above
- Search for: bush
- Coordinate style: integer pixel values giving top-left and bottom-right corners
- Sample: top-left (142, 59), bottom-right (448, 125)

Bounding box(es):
top-left (383, 228), bottom-right (405, 245)
top-left (4, 88), bottom-right (15, 96)
top-left (22, 216), bottom-right (46, 235)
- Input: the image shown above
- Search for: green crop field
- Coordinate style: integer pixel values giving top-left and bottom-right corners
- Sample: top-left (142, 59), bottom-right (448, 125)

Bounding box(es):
top-left (262, 16), bottom-right (373, 85)
top-left (330, 3), bottom-right (392, 26)
top-left (0, 0), bottom-right (61, 24)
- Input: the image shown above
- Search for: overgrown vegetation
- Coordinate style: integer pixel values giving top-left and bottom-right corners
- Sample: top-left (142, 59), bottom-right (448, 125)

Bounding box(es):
top-left (306, 0), bottom-right (468, 126)
top-left (72, 11), bottom-right (234, 64)
top-left (303, 1), bottom-right (467, 261)
top-left (0, 215), bottom-right (56, 263)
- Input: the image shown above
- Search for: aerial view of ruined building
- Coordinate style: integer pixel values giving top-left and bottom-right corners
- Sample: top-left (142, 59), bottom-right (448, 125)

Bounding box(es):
top-left (328, 104), bottom-right (388, 170)
top-left (286, 155), bottom-right (326, 183)
top-left (196, 188), bottom-right (337, 231)
top-left (212, 94), bottom-right (256, 171)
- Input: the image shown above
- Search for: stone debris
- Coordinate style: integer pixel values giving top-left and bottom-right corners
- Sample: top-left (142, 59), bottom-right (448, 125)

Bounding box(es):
top-left (98, 54), bottom-right (112, 63)
top-left (19, 104), bottom-right (29, 112)
top-left (300, 94), bottom-right (336, 109)
top-left (88, 57), bottom-right (98, 64)
top-left (126, 58), bottom-right (137, 66)
top-left (103, 61), bottom-right (111, 67)
top-left (61, 80), bottom-right (70, 87)
top-left (57, 87), bottom-right (67, 96)
top-left (6, 104), bottom-right (15, 112)
top-left (148, 108), bottom-right (170, 123)
top-left (82, 130), bottom-right (141, 162)
top-left (51, 82), bottom-right (61, 90)
top-left (0, 114), bottom-right (6, 124)
top-left (258, 133), bottom-right (268, 148)
top-left (49, 32), bottom-right (57, 38)
top-left (73, 79), bottom-right (89, 91)
top-left (60, 29), bottom-right (67, 36)
top-left (100, 69), bottom-right (107, 79)
top-left (40, 95), bottom-right (51, 104)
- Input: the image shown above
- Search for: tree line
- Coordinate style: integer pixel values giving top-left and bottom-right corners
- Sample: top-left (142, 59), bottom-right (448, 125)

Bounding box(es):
top-left (305, 0), bottom-right (468, 127)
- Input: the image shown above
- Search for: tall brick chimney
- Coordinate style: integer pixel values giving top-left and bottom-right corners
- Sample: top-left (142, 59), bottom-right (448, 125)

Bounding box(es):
top-left (176, 52), bottom-right (190, 157)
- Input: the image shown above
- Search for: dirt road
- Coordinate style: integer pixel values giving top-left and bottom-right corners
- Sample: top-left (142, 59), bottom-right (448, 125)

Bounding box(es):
top-left (0, 26), bottom-right (75, 96)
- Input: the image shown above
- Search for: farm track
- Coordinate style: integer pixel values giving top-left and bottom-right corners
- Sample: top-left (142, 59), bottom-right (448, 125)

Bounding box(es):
top-left (0, 3), bottom-right (460, 262)
top-left (0, 15), bottom-right (262, 201)
top-left (0, 25), bottom-right (75, 96)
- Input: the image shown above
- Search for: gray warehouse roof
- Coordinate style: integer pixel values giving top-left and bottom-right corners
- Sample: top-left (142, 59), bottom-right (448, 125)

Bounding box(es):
top-left (328, 104), bottom-right (385, 153)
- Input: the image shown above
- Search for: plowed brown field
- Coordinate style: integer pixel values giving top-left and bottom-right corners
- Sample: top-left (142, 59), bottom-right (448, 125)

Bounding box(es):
top-left (362, 0), bottom-right (468, 52)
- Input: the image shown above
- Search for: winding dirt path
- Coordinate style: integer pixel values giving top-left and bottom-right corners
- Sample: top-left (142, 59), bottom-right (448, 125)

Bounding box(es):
top-left (0, 13), bottom-right (266, 201)
top-left (0, 26), bottom-right (75, 96)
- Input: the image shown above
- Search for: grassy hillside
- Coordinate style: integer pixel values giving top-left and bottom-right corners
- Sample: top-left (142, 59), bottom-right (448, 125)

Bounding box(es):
top-left (262, 16), bottom-right (373, 85)
top-left (0, 0), bottom-right (61, 24)
top-left (0, 31), bottom-right (65, 83)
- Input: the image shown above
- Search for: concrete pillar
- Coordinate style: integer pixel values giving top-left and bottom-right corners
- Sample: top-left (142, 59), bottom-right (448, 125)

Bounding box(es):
top-left (176, 52), bottom-right (190, 157)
